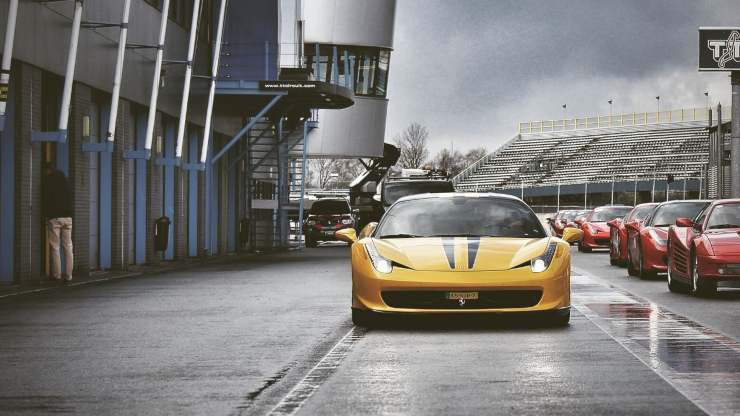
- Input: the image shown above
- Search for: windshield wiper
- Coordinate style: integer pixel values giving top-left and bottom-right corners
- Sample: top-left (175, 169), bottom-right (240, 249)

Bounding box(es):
top-left (377, 233), bottom-right (421, 239)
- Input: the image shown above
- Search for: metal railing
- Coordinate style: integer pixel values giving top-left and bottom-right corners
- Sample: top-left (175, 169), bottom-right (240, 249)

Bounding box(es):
top-left (452, 134), bottom-right (520, 185)
top-left (517, 107), bottom-right (713, 134)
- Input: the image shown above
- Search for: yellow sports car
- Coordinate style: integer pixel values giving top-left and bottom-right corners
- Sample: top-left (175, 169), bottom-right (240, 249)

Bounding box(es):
top-left (336, 193), bottom-right (583, 326)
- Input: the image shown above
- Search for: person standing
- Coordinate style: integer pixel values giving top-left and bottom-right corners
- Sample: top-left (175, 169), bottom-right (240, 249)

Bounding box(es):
top-left (43, 162), bottom-right (74, 282)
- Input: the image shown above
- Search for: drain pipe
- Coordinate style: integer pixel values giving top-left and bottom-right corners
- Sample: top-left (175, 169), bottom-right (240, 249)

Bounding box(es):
top-left (174, 0), bottom-right (202, 161)
top-left (58, 0), bottom-right (83, 142)
top-left (199, 0), bottom-right (228, 164)
top-left (144, 0), bottom-right (171, 155)
top-left (106, 0), bottom-right (131, 144)
top-left (0, 0), bottom-right (18, 126)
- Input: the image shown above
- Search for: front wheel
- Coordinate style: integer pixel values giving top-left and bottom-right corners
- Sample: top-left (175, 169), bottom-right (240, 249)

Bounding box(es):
top-left (667, 251), bottom-right (688, 293)
top-left (352, 309), bottom-right (379, 327)
top-left (306, 237), bottom-right (317, 248)
top-left (627, 243), bottom-right (639, 276)
top-left (545, 309), bottom-right (570, 327)
top-left (691, 253), bottom-right (716, 296)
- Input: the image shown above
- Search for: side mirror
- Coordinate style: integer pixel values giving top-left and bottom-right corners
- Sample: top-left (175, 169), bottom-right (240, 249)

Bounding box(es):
top-left (372, 194), bottom-right (381, 202)
top-left (358, 222), bottom-right (378, 239)
top-left (562, 228), bottom-right (584, 243)
top-left (675, 217), bottom-right (693, 228)
top-left (335, 228), bottom-right (358, 244)
top-left (545, 217), bottom-right (552, 223)
top-left (624, 221), bottom-right (638, 232)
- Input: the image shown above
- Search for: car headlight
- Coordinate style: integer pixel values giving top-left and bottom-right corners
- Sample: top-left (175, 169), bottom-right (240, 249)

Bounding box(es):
top-left (531, 242), bottom-right (558, 273)
top-left (307, 220), bottom-right (316, 226)
top-left (648, 229), bottom-right (667, 245)
top-left (365, 239), bottom-right (393, 274)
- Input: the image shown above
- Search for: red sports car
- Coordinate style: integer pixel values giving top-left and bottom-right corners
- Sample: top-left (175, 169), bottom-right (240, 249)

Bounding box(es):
top-left (578, 206), bottom-right (633, 253)
top-left (607, 203), bottom-right (658, 266)
top-left (667, 199), bottom-right (740, 295)
top-left (626, 200), bottom-right (710, 278)
top-left (548, 210), bottom-right (579, 237)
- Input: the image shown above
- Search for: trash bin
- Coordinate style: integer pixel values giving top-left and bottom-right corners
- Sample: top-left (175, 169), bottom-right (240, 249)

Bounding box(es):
top-left (154, 216), bottom-right (171, 252)
top-left (239, 218), bottom-right (250, 246)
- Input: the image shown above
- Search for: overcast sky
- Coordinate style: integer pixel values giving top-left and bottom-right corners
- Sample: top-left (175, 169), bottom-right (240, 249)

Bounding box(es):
top-left (385, 0), bottom-right (738, 156)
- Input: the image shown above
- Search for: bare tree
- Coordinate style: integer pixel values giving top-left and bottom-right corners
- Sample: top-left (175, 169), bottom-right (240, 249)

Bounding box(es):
top-left (463, 147), bottom-right (488, 165)
top-left (431, 147), bottom-right (465, 177)
top-left (308, 158), bottom-right (340, 189)
top-left (394, 122), bottom-right (429, 169)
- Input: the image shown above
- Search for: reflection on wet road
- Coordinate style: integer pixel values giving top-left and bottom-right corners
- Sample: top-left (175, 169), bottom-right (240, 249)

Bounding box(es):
top-left (572, 274), bottom-right (740, 416)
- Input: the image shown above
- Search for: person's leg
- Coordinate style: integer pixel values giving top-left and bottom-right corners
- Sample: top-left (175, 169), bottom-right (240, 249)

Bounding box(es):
top-left (47, 218), bottom-right (62, 280)
top-left (60, 217), bottom-right (74, 281)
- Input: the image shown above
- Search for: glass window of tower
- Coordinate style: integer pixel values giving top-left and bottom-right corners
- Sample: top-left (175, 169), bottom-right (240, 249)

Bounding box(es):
top-left (305, 44), bottom-right (391, 98)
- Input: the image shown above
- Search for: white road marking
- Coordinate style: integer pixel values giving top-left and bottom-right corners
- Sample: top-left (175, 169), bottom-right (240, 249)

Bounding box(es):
top-left (267, 326), bottom-right (366, 416)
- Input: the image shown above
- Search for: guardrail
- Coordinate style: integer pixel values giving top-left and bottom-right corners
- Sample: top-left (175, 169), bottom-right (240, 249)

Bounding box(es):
top-left (517, 107), bottom-right (713, 134)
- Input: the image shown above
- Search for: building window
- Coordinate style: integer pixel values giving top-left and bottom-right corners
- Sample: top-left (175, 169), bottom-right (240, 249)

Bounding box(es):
top-left (305, 44), bottom-right (391, 98)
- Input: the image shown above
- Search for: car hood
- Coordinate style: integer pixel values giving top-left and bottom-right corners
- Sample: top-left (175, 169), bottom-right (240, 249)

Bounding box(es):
top-left (372, 237), bottom-right (550, 272)
top-left (705, 229), bottom-right (740, 255)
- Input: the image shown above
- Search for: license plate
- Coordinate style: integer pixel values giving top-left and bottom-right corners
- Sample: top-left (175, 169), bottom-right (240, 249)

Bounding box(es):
top-left (324, 230), bottom-right (335, 236)
top-left (446, 291), bottom-right (479, 300)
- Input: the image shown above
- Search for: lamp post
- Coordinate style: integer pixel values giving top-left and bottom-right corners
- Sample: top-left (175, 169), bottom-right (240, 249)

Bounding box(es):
top-left (655, 96), bottom-right (661, 121)
top-left (608, 99), bottom-right (613, 126)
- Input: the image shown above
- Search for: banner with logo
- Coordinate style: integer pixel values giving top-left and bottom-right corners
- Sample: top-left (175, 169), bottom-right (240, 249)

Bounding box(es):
top-left (699, 27), bottom-right (740, 71)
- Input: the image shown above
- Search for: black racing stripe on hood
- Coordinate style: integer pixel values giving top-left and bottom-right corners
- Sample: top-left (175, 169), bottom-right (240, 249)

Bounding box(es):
top-left (467, 237), bottom-right (480, 269)
top-left (442, 237), bottom-right (455, 269)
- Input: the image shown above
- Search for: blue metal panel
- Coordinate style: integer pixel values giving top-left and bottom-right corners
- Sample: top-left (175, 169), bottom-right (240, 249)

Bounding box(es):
top-left (163, 121), bottom-right (175, 260)
top-left (222, 0), bottom-right (279, 81)
top-left (188, 131), bottom-right (198, 256)
top-left (99, 105), bottom-right (112, 269)
top-left (0, 77), bottom-right (16, 283)
top-left (135, 114), bottom-right (147, 264)
top-left (210, 142), bottom-right (219, 255)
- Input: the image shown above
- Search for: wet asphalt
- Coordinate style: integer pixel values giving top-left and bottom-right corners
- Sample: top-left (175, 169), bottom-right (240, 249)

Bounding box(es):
top-left (0, 243), bottom-right (737, 415)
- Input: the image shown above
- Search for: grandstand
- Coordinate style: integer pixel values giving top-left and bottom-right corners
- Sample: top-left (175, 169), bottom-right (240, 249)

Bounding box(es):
top-left (453, 107), bottom-right (729, 205)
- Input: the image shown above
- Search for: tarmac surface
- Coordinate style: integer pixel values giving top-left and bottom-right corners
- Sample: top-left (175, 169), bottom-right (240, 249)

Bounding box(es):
top-left (0, 243), bottom-right (737, 415)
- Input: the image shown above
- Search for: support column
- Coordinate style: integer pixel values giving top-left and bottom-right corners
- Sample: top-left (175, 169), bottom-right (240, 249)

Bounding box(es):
top-left (146, 115), bottom-right (164, 264)
top-left (111, 99), bottom-right (131, 269)
top-left (731, 72), bottom-right (740, 198)
top-left (15, 63), bottom-right (42, 282)
top-left (69, 83), bottom-right (91, 277)
top-left (0, 62), bottom-right (16, 283)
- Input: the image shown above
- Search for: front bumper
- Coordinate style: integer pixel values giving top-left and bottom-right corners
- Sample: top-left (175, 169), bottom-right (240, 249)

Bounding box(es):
top-left (582, 230), bottom-right (610, 248)
top-left (697, 255), bottom-right (740, 281)
top-left (352, 250), bottom-right (570, 314)
top-left (306, 224), bottom-right (353, 240)
top-left (642, 239), bottom-right (668, 272)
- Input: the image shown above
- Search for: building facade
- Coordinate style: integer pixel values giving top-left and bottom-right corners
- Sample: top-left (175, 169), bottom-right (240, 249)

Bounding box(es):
top-left (0, 0), bottom-right (397, 284)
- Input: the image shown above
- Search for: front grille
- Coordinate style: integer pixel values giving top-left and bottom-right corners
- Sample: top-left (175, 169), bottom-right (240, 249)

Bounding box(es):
top-left (381, 290), bottom-right (543, 310)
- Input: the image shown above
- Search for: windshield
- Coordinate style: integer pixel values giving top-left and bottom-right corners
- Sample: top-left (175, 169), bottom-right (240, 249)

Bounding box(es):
top-left (310, 200), bottom-right (350, 215)
top-left (706, 204), bottom-right (740, 230)
top-left (561, 211), bottom-right (578, 220)
top-left (383, 181), bottom-right (455, 206)
top-left (650, 202), bottom-right (709, 227)
top-left (375, 197), bottom-right (546, 239)
top-left (627, 204), bottom-right (656, 221)
top-left (589, 207), bottom-right (632, 222)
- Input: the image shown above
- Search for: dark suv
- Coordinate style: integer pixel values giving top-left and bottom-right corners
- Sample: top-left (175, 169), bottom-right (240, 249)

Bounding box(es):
top-left (304, 199), bottom-right (355, 247)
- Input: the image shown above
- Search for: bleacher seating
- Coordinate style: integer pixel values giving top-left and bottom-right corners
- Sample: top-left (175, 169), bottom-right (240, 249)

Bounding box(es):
top-left (454, 122), bottom-right (709, 192)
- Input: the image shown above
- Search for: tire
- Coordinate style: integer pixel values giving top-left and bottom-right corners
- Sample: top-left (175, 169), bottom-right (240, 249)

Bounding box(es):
top-left (637, 246), bottom-right (656, 279)
top-left (352, 309), bottom-right (378, 327)
top-left (306, 237), bottom-right (317, 248)
top-left (666, 250), bottom-right (688, 293)
top-left (690, 253), bottom-right (717, 296)
top-left (627, 245), bottom-right (639, 277)
top-left (578, 242), bottom-right (591, 253)
top-left (546, 309), bottom-right (570, 327)
top-left (610, 257), bottom-right (619, 266)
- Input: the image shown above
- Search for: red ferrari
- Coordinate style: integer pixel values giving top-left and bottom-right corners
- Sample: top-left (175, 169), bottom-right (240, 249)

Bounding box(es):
top-left (626, 200), bottom-right (710, 278)
top-left (548, 210), bottom-right (579, 237)
top-left (607, 203), bottom-right (658, 266)
top-left (667, 199), bottom-right (740, 295)
top-left (578, 206), bottom-right (632, 253)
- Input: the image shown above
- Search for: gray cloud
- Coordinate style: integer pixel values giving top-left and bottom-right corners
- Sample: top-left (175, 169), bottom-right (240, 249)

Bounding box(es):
top-left (386, 0), bottom-right (738, 155)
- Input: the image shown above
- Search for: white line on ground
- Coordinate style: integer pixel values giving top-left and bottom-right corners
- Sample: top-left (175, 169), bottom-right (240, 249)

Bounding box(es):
top-left (267, 326), bottom-right (366, 416)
